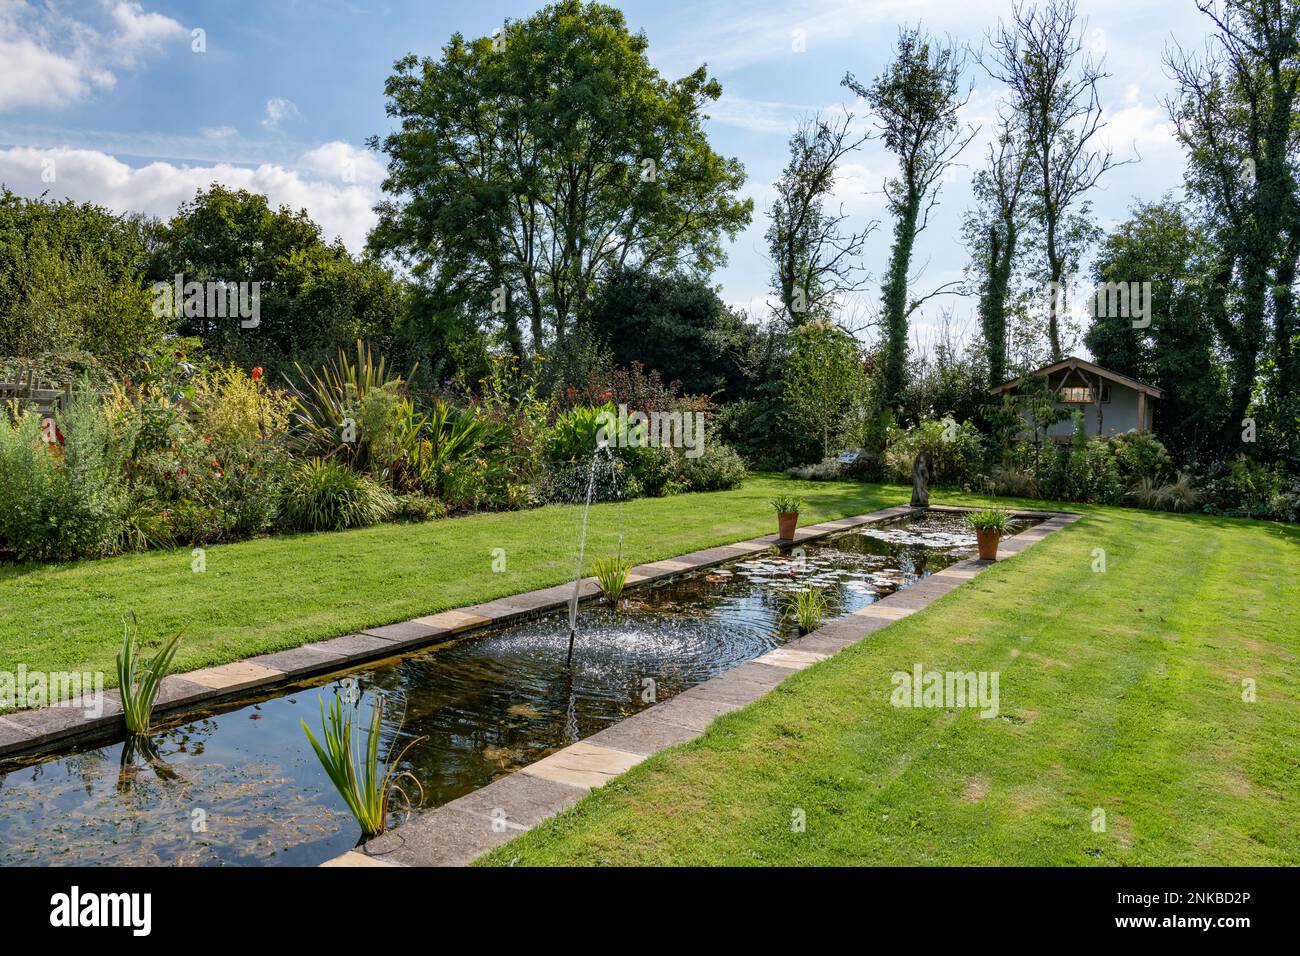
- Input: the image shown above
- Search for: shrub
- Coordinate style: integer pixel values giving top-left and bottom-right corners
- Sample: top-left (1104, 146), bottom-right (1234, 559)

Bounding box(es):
top-left (786, 457), bottom-right (843, 481)
top-left (280, 458), bottom-right (396, 532)
top-left (884, 416), bottom-right (985, 486)
top-left (677, 441), bottom-right (747, 491)
top-left (390, 492), bottom-right (446, 522)
top-left (1111, 430), bottom-right (1172, 486)
top-left (627, 442), bottom-right (684, 497)
top-left (547, 403), bottom-right (613, 463)
top-left (0, 390), bottom-right (133, 561)
top-left (986, 465), bottom-right (1038, 498)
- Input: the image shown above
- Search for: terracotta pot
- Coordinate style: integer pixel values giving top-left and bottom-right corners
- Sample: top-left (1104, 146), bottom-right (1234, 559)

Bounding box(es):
top-left (777, 511), bottom-right (798, 541)
top-left (976, 529), bottom-right (1001, 561)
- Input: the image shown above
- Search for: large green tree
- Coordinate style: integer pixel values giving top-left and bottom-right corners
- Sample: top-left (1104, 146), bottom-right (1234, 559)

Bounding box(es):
top-left (367, 1), bottom-right (751, 359)
top-left (151, 185), bottom-right (406, 373)
top-left (0, 190), bottom-right (164, 371)
top-left (1165, 0), bottom-right (1300, 447)
top-left (844, 26), bottom-right (973, 409)
top-left (582, 267), bottom-right (758, 398)
top-left (1085, 199), bottom-right (1230, 460)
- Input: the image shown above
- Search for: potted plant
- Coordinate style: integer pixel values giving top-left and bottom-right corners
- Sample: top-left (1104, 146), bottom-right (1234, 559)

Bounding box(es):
top-left (770, 494), bottom-right (802, 541)
top-left (966, 509), bottom-right (1013, 561)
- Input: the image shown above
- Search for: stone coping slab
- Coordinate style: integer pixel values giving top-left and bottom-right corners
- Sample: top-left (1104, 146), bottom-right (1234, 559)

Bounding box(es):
top-left (328, 503), bottom-right (1077, 867)
top-left (1, 503), bottom-right (1076, 770)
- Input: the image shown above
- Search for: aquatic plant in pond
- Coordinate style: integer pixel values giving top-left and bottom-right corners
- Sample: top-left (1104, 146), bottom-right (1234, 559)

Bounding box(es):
top-left (594, 556), bottom-right (631, 606)
top-left (301, 691), bottom-right (426, 837)
top-left (116, 614), bottom-right (183, 736)
top-left (782, 587), bottom-right (827, 634)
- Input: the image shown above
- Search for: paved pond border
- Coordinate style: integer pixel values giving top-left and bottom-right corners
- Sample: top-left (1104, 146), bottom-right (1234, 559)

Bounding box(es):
top-left (321, 503), bottom-right (1082, 868)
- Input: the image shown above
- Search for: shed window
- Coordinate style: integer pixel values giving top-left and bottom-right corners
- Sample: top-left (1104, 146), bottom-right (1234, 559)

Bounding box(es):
top-left (1058, 384), bottom-right (1110, 404)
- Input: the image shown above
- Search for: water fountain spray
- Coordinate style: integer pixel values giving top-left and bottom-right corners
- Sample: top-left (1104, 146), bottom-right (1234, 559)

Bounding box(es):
top-left (566, 445), bottom-right (605, 666)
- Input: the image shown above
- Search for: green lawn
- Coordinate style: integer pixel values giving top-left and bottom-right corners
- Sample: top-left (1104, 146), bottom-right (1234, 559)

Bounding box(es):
top-left (479, 500), bottom-right (1300, 866)
top-left (0, 475), bottom-right (904, 691)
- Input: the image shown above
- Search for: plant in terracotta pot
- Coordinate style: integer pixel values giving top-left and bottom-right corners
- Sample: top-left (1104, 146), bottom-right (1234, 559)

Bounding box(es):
top-left (769, 494), bottom-right (802, 541)
top-left (966, 509), bottom-right (1013, 561)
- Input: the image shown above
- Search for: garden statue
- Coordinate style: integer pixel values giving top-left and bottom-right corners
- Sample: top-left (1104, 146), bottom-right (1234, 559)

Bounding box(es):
top-left (910, 448), bottom-right (929, 507)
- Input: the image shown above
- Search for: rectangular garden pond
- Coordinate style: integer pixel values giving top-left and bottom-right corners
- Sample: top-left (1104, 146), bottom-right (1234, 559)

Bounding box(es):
top-left (0, 510), bottom-right (1038, 866)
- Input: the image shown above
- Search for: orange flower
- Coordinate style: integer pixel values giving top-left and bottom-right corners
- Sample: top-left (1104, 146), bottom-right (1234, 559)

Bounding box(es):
top-left (251, 366), bottom-right (263, 381)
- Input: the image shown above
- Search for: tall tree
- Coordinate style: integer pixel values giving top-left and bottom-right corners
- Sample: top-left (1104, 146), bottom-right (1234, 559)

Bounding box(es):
top-left (844, 26), bottom-right (975, 409)
top-left (963, 116), bottom-right (1032, 386)
top-left (782, 320), bottom-right (865, 459)
top-left (583, 267), bottom-right (757, 398)
top-left (1165, 0), bottom-right (1300, 441)
top-left (368, 1), bottom-right (751, 357)
top-left (1085, 199), bottom-right (1229, 459)
top-left (985, 0), bottom-right (1127, 361)
top-left (765, 113), bottom-right (874, 327)
top-left (151, 185), bottom-right (405, 373)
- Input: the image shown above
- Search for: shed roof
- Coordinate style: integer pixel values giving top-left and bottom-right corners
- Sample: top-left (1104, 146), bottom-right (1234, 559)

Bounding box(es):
top-left (990, 356), bottom-right (1165, 399)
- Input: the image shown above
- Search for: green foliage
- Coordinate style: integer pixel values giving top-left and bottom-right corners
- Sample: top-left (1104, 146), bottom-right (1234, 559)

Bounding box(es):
top-left (548, 404), bottom-right (616, 463)
top-left (0, 190), bottom-right (167, 372)
top-left (1084, 198), bottom-right (1228, 460)
top-left (302, 692), bottom-right (426, 837)
top-left (116, 614), bottom-right (183, 735)
top-left (782, 321), bottom-right (865, 460)
top-left (594, 556), bottom-right (631, 605)
top-left (151, 185), bottom-right (407, 374)
top-left (782, 587), bottom-right (827, 634)
top-left (582, 268), bottom-right (758, 397)
top-left (678, 441), bottom-right (747, 491)
top-left (280, 458), bottom-right (397, 532)
top-left (289, 340), bottom-right (412, 472)
top-left (1110, 430), bottom-right (1172, 487)
top-left (369, 0), bottom-right (751, 352)
top-left (884, 415), bottom-right (985, 485)
top-left (769, 493), bottom-right (802, 513)
top-left (0, 390), bottom-right (133, 561)
top-left (965, 509), bottom-right (1012, 534)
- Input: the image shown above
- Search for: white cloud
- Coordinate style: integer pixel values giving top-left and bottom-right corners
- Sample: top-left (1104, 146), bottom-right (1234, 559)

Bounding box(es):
top-left (0, 0), bottom-right (183, 112)
top-left (261, 97), bottom-right (299, 131)
top-left (299, 141), bottom-right (385, 186)
top-left (706, 95), bottom-right (817, 135)
top-left (0, 144), bottom-right (379, 252)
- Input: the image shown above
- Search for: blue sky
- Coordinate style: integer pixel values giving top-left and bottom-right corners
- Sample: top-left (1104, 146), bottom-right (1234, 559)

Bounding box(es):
top-left (1, 0), bottom-right (1207, 353)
